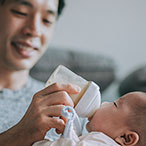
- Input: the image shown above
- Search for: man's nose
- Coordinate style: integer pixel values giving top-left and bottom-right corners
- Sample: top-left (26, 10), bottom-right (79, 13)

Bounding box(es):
top-left (22, 15), bottom-right (42, 37)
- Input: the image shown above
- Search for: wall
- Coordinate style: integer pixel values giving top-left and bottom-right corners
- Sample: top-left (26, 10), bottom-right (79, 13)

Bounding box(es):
top-left (50, 0), bottom-right (146, 79)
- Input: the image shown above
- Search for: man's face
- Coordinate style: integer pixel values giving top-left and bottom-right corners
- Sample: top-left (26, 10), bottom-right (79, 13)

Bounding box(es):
top-left (0, 0), bottom-right (58, 71)
top-left (86, 94), bottom-right (133, 139)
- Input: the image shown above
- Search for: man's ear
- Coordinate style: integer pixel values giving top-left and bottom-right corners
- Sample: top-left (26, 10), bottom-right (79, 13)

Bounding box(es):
top-left (115, 131), bottom-right (139, 146)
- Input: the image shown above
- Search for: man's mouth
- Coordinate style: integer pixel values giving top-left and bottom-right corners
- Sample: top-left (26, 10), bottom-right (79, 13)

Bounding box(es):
top-left (11, 41), bottom-right (38, 58)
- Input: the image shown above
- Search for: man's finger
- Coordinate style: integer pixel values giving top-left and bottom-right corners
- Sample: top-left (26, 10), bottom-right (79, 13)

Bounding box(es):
top-left (46, 117), bottom-right (65, 133)
top-left (38, 83), bottom-right (81, 96)
top-left (43, 105), bottom-right (65, 117)
top-left (42, 91), bottom-right (74, 107)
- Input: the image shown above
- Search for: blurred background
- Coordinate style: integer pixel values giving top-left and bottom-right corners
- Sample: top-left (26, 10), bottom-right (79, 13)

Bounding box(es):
top-left (31, 0), bottom-right (146, 101)
top-left (51, 0), bottom-right (146, 79)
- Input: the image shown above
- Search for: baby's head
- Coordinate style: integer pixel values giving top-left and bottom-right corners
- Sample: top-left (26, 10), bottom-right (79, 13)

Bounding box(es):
top-left (86, 91), bottom-right (146, 146)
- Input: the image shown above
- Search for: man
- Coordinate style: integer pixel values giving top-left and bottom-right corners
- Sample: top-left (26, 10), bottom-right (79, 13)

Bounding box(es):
top-left (0, 0), bottom-right (84, 146)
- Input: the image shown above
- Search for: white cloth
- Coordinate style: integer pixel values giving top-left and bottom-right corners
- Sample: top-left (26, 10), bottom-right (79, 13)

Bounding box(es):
top-left (33, 132), bottom-right (120, 146)
top-left (33, 106), bottom-right (120, 146)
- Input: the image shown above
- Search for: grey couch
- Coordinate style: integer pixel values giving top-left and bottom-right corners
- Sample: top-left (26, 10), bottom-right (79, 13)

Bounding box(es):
top-left (30, 48), bottom-right (116, 93)
top-left (119, 65), bottom-right (146, 96)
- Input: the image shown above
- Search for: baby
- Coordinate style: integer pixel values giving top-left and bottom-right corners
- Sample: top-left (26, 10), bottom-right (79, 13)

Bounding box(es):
top-left (33, 91), bottom-right (146, 146)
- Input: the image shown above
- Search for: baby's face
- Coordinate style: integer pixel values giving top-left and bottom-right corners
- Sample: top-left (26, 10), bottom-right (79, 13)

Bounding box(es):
top-left (86, 93), bottom-right (135, 139)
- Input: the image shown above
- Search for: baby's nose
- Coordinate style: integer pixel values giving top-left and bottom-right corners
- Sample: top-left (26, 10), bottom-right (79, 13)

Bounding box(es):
top-left (101, 101), bottom-right (109, 106)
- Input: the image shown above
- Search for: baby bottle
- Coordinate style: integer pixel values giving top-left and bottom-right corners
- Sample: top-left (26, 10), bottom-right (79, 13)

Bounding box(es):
top-left (45, 65), bottom-right (101, 118)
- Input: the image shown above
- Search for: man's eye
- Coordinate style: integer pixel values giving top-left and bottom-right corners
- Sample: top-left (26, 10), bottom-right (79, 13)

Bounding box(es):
top-left (11, 9), bottom-right (27, 16)
top-left (43, 19), bottom-right (53, 25)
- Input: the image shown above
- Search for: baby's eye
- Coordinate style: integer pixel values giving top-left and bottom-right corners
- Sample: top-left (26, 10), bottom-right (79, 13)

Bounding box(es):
top-left (11, 9), bottom-right (27, 16)
top-left (113, 102), bottom-right (118, 108)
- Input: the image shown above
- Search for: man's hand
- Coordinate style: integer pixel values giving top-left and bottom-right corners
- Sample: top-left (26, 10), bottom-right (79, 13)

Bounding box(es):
top-left (0, 83), bottom-right (80, 146)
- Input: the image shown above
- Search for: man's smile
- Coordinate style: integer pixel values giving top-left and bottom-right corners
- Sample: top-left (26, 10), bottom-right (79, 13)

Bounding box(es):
top-left (11, 41), bottom-right (39, 58)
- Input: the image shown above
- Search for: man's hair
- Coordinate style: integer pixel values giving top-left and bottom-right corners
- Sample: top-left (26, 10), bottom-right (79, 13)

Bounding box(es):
top-left (0, 0), bottom-right (65, 16)
top-left (127, 92), bottom-right (146, 146)
top-left (58, 0), bottom-right (65, 16)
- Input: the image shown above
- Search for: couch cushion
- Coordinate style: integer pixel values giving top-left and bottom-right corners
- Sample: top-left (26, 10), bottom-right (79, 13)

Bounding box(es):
top-left (30, 48), bottom-right (116, 92)
top-left (119, 66), bottom-right (146, 96)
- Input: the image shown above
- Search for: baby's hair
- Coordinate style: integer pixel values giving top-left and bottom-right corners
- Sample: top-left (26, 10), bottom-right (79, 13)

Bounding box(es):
top-left (126, 92), bottom-right (146, 146)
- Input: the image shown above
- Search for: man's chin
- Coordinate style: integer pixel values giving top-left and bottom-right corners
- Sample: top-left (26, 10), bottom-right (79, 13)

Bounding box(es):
top-left (6, 60), bottom-right (35, 71)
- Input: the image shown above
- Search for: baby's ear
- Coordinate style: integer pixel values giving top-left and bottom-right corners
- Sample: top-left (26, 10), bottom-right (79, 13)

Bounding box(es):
top-left (115, 131), bottom-right (139, 146)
